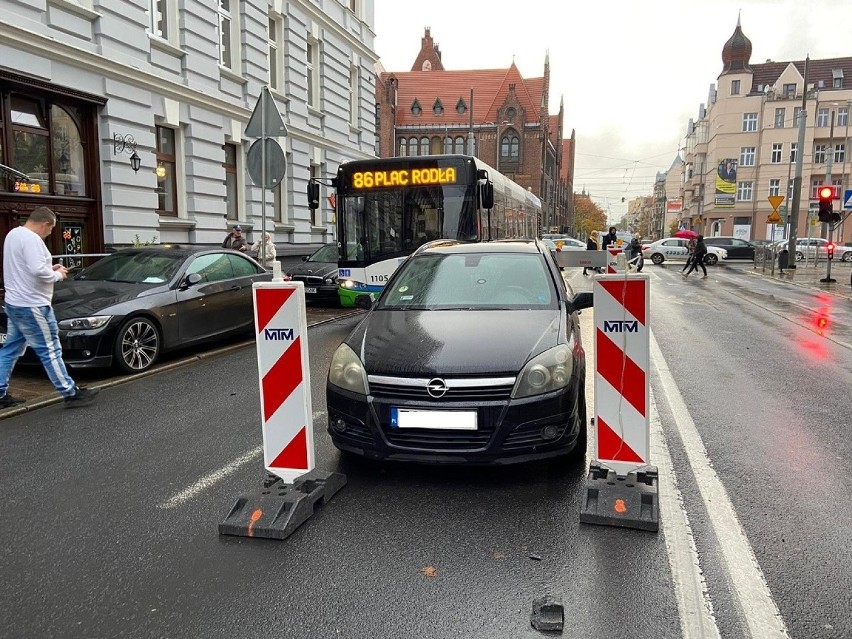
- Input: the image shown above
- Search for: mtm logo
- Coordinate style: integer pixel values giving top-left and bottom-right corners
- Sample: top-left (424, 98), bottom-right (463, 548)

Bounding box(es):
top-left (264, 328), bottom-right (295, 341)
top-left (603, 320), bottom-right (639, 333)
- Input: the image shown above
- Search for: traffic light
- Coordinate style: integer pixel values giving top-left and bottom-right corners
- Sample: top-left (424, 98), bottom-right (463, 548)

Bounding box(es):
top-left (827, 242), bottom-right (835, 260)
top-left (817, 186), bottom-right (834, 223)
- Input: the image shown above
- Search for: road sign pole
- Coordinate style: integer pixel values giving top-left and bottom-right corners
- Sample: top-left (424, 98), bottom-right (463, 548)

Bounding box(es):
top-left (261, 87), bottom-right (267, 269)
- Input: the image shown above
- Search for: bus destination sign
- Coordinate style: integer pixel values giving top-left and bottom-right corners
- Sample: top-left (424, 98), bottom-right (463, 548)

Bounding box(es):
top-left (351, 167), bottom-right (457, 189)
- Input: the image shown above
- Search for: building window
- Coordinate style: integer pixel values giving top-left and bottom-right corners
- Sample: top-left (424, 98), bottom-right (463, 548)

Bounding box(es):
top-left (731, 79), bottom-right (740, 95)
top-left (834, 144), bottom-right (845, 164)
top-left (832, 69), bottom-right (844, 89)
top-left (811, 179), bottom-right (825, 199)
top-left (790, 143), bottom-right (797, 163)
top-left (771, 143), bottom-right (782, 164)
top-left (739, 146), bottom-right (755, 167)
top-left (410, 99), bottom-right (421, 116)
top-left (788, 179), bottom-right (794, 199)
top-left (310, 163), bottom-right (322, 227)
top-left (217, 0), bottom-right (233, 69)
top-left (348, 0), bottom-right (358, 13)
top-left (408, 136), bottom-right (418, 156)
top-left (453, 136), bottom-right (465, 153)
top-left (456, 99), bottom-right (466, 115)
top-left (742, 113), bottom-right (757, 132)
top-left (268, 16), bottom-right (282, 91)
top-left (838, 108), bottom-right (848, 127)
top-left (223, 143), bottom-right (239, 221)
top-left (155, 126), bottom-right (177, 217)
top-left (736, 181), bottom-right (753, 201)
top-left (148, 0), bottom-right (168, 39)
top-left (398, 138), bottom-right (407, 157)
top-left (51, 105), bottom-right (86, 197)
top-left (349, 60), bottom-right (360, 128)
top-left (500, 133), bottom-right (519, 160)
top-left (816, 108), bottom-right (829, 127)
top-left (774, 108), bottom-right (785, 128)
top-left (768, 179), bottom-right (780, 197)
top-left (419, 136), bottom-right (429, 155)
top-left (814, 143), bottom-right (827, 163)
top-left (306, 37), bottom-right (320, 108)
top-left (783, 83), bottom-right (797, 98)
top-left (432, 99), bottom-right (443, 116)
top-left (793, 107), bottom-right (803, 127)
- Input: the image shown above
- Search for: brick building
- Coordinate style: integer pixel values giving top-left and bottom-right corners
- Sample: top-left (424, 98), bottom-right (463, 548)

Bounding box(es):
top-left (375, 28), bottom-right (575, 233)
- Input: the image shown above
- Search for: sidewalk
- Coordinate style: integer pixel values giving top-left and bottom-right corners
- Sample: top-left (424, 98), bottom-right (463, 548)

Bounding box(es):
top-left (742, 260), bottom-right (852, 301)
top-left (1, 305), bottom-right (361, 418)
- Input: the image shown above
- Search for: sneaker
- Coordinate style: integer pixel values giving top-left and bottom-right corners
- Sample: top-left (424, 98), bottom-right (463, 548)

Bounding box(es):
top-left (0, 393), bottom-right (26, 408)
top-left (701, 275), bottom-right (708, 279)
top-left (64, 387), bottom-right (99, 408)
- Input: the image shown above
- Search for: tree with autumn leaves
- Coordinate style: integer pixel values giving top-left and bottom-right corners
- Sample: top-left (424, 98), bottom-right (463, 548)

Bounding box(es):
top-left (572, 195), bottom-right (608, 239)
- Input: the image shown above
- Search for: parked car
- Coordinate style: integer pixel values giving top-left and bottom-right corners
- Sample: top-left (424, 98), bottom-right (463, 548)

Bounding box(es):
top-left (541, 238), bottom-right (585, 270)
top-left (641, 238), bottom-right (728, 265)
top-left (0, 246), bottom-right (272, 374)
top-left (703, 236), bottom-right (755, 260)
top-left (326, 239), bottom-right (594, 465)
top-left (782, 238), bottom-right (852, 262)
top-left (284, 243), bottom-right (340, 304)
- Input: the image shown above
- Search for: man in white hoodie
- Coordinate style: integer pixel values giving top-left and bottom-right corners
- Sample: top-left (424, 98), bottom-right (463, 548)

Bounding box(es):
top-left (0, 207), bottom-right (98, 408)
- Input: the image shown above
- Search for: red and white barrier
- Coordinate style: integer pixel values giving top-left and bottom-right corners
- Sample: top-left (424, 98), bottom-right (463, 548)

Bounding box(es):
top-left (606, 246), bottom-right (624, 273)
top-left (253, 280), bottom-right (315, 482)
top-left (592, 274), bottom-right (650, 476)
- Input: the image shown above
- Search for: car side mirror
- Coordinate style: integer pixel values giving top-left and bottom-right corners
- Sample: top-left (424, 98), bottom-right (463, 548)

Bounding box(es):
top-left (572, 292), bottom-right (593, 311)
top-left (184, 273), bottom-right (203, 288)
top-left (354, 294), bottom-right (373, 310)
top-left (301, 255), bottom-right (309, 261)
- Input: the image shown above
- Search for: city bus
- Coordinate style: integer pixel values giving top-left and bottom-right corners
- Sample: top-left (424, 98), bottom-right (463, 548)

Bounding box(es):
top-left (307, 155), bottom-right (542, 306)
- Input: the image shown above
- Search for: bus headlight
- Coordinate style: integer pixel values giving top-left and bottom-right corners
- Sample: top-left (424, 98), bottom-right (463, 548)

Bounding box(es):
top-left (512, 345), bottom-right (573, 398)
top-left (342, 280), bottom-right (356, 289)
top-left (328, 344), bottom-right (369, 395)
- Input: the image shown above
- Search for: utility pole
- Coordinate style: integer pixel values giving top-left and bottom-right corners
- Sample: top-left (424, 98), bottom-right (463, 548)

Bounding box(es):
top-left (820, 110), bottom-right (837, 282)
top-left (787, 56), bottom-right (809, 268)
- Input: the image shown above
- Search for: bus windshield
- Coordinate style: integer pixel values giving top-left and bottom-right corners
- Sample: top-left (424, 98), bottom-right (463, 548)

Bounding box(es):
top-left (340, 183), bottom-right (476, 263)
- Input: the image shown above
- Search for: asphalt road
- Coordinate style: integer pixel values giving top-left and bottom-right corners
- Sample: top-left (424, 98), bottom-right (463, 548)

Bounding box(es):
top-left (1, 263), bottom-right (850, 638)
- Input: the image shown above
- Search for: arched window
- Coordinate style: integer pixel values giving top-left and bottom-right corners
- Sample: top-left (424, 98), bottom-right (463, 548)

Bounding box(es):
top-left (398, 138), bottom-right (407, 156)
top-left (51, 105), bottom-right (87, 196)
top-left (411, 99), bottom-right (422, 116)
top-left (456, 98), bottom-right (466, 115)
top-left (430, 136), bottom-right (443, 155)
top-left (409, 137), bottom-right (419, 156)
top-left (500, 133), bottom-right (520, 160)
top-left (419, 136), bottom-right (429, 155)
top-left (453, 136), bottom-right (465, 153)
top-left (433, 99), bottom-right (443, 115)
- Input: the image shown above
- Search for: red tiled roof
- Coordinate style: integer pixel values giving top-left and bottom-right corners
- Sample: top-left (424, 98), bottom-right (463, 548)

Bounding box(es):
top-left (750, 56), bottom-right (852, 93)
top-left (384, 64), bottom-right (545, 128)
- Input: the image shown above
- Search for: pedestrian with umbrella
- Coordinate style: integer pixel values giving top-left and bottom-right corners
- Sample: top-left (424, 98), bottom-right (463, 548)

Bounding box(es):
top-left (675, 229), bottom-right (698, 274)
top-left (682, 235), bottom-right (708, 279)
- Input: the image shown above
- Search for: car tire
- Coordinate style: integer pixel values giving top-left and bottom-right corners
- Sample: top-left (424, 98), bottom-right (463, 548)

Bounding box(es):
top-left (795, 251), bottom-right (804, 262)
top-left (651, 253), bottom-right (665, 265)
top-left (842, 252), bottom-right (852, 262)
top-left (113, 316), bottom-right (161, 374)
top-left (704, 254), bottom-right (718, 265)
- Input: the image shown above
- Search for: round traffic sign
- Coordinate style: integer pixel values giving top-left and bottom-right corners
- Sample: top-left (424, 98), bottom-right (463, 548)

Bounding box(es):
top-left (246, 138), bottom-right (286, 189)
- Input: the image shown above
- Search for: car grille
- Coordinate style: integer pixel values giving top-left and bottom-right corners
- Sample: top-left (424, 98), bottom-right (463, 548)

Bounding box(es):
top-left (368, 375), bottom-right (516, 402)
top-left (290, 275), bottom-right (325, 285)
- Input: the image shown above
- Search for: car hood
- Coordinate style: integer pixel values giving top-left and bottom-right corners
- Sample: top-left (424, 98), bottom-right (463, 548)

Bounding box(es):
top-left (349, 309), bottom-right (562, 377)
top-left (52, 279), bottom-right (167, 319)
top-left (286, 261), bottom-right (337, 278)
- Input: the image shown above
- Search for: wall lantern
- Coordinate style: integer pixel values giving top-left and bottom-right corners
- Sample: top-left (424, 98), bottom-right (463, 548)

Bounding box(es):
top-left (113, 133), bottom-right (141, 173)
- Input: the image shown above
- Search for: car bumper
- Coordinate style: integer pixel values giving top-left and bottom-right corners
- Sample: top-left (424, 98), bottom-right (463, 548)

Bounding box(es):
top-left (57, 328), bottom-right (117, 368)
top-left (326, 378), bottom-right (584, 464)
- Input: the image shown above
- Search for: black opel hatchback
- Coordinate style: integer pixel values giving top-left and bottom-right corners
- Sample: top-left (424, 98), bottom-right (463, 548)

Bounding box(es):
top-left (326, 240), bottom-right (594, 464)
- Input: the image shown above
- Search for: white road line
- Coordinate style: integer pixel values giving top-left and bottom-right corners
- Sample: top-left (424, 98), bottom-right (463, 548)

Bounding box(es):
top-left (158, 411), bottom-right (328, 509)
top-left (158, 445), bottom-right (263, 509)
top-left (650, 389), bottom-right (720, 638)
top-left (650, 332), bottom-right (789, 638)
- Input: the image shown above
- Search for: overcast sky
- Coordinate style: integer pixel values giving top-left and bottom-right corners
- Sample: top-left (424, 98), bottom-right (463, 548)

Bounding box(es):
top-left (373, 0), bottom-right (852, 222)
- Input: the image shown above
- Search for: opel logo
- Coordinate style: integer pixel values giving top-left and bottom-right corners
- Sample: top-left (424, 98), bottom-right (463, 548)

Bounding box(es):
top-left (426, 378), bottom-right (449, 398)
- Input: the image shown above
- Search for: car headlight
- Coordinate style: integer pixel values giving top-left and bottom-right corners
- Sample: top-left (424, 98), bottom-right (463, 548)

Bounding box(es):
top-left (512, 344), bottom-right (574, 399)
top-left (328, 343), bottom-right (369, 395)
top-left (58, 316), bottom-right (112, 330)
top-left (324, 276), bottom-right (337, 284)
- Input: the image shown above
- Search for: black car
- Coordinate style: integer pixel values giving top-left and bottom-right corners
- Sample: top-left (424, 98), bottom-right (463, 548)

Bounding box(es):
top-left (0, 246), bottom-right (272, 374)
top-left (703, 236), bottom-right (755, 260)
top-left (326, 239), bottom-right (593, 465)
top-left (284, 244), bottom-right (339, 304)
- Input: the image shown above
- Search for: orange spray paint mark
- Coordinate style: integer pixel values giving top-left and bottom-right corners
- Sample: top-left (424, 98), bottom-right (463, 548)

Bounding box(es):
top-left (614, 499), bottom-right (627, 514)
top-left (247, 508), bottom-right (263, 537)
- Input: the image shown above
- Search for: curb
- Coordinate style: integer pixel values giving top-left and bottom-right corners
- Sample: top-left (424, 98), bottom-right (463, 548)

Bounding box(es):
top-left (0, 309), bottom-right (364, 420)
top-left (740, 265), bottom-right (852, 301)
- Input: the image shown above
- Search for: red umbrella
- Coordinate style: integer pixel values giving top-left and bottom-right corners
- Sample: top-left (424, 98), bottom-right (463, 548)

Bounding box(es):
top-left (674, 229), bottom-right (698, 240)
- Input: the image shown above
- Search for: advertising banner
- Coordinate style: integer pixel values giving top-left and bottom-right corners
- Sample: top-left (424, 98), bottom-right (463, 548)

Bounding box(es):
top-left (715, 159), bottom-right (737, 207)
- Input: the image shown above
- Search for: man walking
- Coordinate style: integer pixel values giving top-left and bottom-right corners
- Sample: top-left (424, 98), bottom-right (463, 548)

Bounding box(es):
top-left (221, 224), bottom-right (248, 252)
top-left (0, 207), bottom-right (99, 408)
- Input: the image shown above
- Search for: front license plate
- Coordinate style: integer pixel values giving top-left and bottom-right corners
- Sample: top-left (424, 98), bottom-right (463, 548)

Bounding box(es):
top-left (305, 287), bottom-right (317, 294)
top-left (390, 408), bottom-right (477, 430)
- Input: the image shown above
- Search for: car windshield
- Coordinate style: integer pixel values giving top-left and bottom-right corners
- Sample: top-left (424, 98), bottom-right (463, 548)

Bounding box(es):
top-left (378, 252), bottom-right (557, 310)
top-left (308, 245), bottom-right (339, 262)
top-left (76, 251), bottom-right (184, 284)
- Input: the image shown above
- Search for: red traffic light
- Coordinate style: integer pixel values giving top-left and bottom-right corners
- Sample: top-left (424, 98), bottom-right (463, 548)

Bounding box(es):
top-left (818, 186), bottom-right (834, 200)
top-left (827, 242), bottom-right (835, 258)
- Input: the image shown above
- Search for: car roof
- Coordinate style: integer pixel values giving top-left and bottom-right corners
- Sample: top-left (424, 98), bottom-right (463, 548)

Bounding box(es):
top-left (413, 240), bottom-right (544, 256)
top-left (111, 245), bottom-right (248, 258)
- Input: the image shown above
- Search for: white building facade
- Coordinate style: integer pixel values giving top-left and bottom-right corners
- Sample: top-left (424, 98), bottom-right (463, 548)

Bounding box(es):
top-left (0, 0), bottom-right (377, 260)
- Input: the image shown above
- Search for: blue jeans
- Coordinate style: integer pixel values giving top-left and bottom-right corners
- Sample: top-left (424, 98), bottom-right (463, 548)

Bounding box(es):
top-left (0, 304), bottom-right (76, 397)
